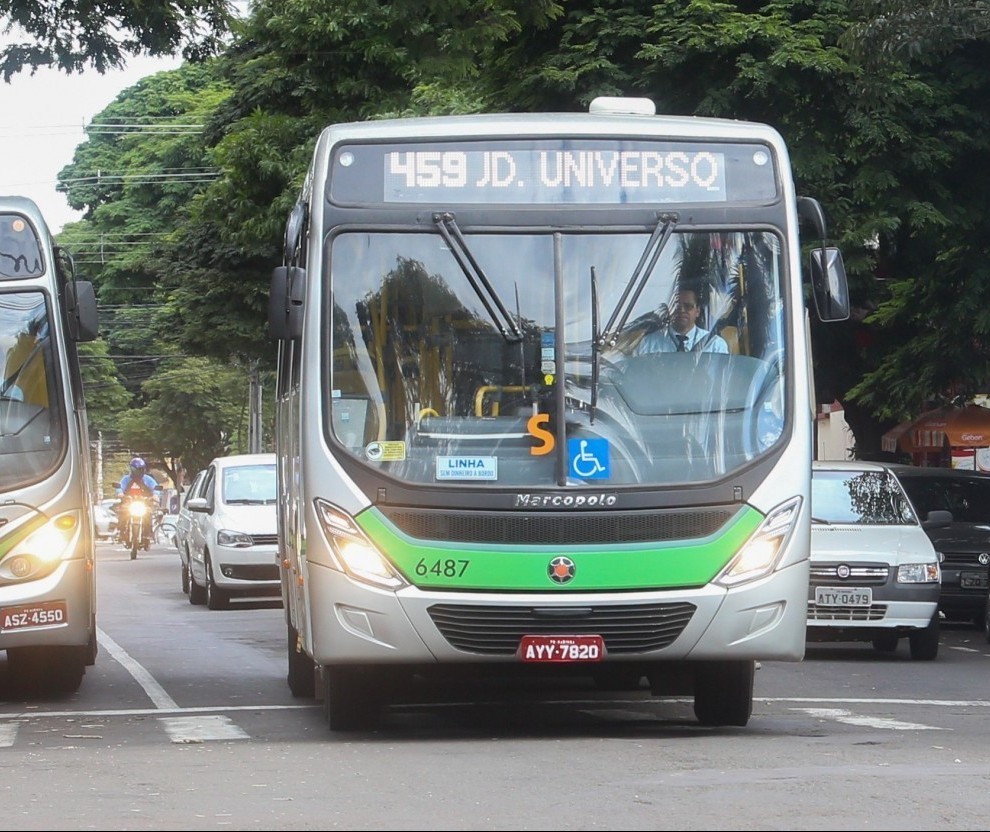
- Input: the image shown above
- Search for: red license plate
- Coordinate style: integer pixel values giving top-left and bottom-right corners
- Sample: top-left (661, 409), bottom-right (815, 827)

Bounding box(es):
top-left (518, 634), bottom-right (605, 663)
top-left (0, 600), bottom-right (69, 632)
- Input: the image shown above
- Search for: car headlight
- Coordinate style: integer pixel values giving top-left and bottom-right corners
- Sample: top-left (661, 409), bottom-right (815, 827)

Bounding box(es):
top-left (897, 562), bottom-right (940, 583)
top-left (217, 530), bottom-right (254, 547)
top-left (0, 511), bottom-right (82, 583)
top-left (715, 496), bottom-right (802, 587)
top-left (314, 499), bottom-right (407, 590)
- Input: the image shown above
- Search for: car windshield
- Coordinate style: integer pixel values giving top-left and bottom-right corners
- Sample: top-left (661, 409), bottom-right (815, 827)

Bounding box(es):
top-left (812, 469), bottom-right (916, 525)
top-left (898, 475), bottom-right (990, 523)
top-left (222, 464), bottom-right (276, 504)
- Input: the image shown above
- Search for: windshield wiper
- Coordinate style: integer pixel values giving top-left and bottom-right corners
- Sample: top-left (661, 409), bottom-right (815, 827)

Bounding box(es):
top-left (434, 212), bottom-right (523, 343)
top-left (597, 212), bottom-right (678, 350)
top-left (590, 265), bottom-right (600, 424)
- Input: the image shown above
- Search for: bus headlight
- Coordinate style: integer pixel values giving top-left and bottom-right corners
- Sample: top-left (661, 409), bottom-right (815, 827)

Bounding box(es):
top-left (0, 511), bottom-right (82, 583)
top-left (314, 499), bottom-right (407, 590)
top-left (715, 497), bottom-right (802, 587)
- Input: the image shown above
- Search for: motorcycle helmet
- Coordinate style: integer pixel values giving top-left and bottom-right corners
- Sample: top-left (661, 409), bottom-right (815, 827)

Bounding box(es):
top-left (129, 457), bottom-right (147, 476)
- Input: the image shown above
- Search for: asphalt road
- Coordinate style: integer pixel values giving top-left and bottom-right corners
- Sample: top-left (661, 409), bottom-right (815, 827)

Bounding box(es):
top-left (0, 539), bottom-right (988, 830)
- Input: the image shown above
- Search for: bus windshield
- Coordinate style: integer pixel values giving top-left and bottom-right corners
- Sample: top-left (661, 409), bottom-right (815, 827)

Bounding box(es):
top-left (0, 290), bottom-right (64, 489)
top-left (327, 227), bottom-right (785, 487)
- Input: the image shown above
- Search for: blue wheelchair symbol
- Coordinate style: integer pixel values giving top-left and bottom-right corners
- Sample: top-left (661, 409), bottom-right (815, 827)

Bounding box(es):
top-left (568, 438), bottom-right (610, 480)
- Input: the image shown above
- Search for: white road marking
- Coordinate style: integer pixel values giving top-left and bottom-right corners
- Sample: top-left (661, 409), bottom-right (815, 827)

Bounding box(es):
top-left (0, 722), bottom-right (19, 746)
top-left (96, 627), bottom-right (178, 709)
top-left (0, 704), bottom-right (314, 720)
top-left (792, 707), bottom-right (943, 730)
top-left (158, 714), bottom-right (250, 743)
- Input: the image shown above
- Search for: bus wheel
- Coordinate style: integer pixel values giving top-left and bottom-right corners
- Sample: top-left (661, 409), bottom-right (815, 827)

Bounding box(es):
top-left (287, 623), bottom-right (315, 698)
top-left (693, 660), bottom-right (754, 727)
top-left (324, 665), bottom-right (382, 731)
top-left (8, 646), bottom-right (86, 696)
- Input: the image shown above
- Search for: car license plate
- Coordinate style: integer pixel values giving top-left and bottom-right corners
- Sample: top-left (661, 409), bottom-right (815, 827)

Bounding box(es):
top-left (0, 600), bottom-right (69, 632)
top-left (960, 571), bottom-right (988, 589)
top-left (518, 634), bottom-right (605, 663)
top-left (815, 586), bottom-right (872, 607)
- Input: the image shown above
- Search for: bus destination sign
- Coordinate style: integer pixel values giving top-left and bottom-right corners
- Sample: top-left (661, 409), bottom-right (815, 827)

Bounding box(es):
top-left (329, 139), bottom-right (778, 206)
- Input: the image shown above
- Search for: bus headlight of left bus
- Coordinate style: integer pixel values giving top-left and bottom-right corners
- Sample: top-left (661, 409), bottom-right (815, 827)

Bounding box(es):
top-left (314, 499), bottom-right (408, 590)
top-left (0, 511), bottom-right (82, 584)
top-left (715, 497), bottom-right (802, 588)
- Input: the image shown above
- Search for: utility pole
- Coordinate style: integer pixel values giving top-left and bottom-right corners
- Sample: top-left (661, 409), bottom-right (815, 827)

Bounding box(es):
top-left (248, 361), bottom-right (263, 453)
top-left (96, 430), bottom-right (104, 498)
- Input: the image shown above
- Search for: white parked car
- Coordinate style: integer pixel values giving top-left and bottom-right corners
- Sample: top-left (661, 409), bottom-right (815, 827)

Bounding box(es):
top-left (92, 503), bottom-right (118, 541)
top-left (186, 453), bottom-right (280, 610)
top-left (808, 460), bottom-right (949, 660)
top-left (174, 469), bottom-right (206, 595)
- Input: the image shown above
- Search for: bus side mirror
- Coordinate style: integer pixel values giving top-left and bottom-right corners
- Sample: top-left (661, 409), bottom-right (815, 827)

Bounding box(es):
top-left (268, 265), bottom-right (305, 340)
top-left (64, 279), bottom-right (99, 342)
top-left (809, 247), bottom-right (850, 323)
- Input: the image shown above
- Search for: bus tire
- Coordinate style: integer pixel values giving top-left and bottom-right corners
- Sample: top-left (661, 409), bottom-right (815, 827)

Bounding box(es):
top-left (324, 665), bottom-right (382, 731)
top-left (8, 645), bottom-right (86, 696)
top-left (693, 660), bottom-right (754, 727)
top-left (287, 623), bottom-right (316, 698)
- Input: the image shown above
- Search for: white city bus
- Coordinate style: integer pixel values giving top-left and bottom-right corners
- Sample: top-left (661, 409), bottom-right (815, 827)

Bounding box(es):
top-left (268, 97), bottom-right (849, 730)
top-left (0, 196), bottom-right (100, 694)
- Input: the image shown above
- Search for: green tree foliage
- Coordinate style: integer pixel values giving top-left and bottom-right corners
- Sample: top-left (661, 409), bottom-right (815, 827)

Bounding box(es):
top-left (115, 356), bottom-right (267, 483)
top-left (76, 339), bottom-right (130, 432)
top-left (50, 0), bottom-right (990, 459)
top-left (843, 0), bottom-right (990, 65)
top-left (0, 0), bottom-right (232, 80)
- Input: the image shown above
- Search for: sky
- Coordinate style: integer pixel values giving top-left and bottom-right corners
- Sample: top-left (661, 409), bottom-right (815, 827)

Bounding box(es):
top-left (1, 52), bottom-right (182, 234)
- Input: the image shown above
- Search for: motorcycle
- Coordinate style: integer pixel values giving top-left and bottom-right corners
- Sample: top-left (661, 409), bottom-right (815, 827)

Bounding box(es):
top-left (121, 496), bottom-right (153, 560)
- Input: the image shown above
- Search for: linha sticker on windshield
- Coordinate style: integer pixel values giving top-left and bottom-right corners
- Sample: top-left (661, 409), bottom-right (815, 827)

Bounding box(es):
top-left (436, 456), bottom-right (498, 481)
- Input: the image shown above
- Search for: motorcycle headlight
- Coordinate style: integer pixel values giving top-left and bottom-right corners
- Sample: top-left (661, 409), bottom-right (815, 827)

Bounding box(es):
top-left (127, 502), bottom-right (148, 518)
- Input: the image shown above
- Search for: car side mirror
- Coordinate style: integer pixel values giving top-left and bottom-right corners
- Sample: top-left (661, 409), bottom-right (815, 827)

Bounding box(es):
top-left (187, 497), bottom-right (209, 513)
top-left (922, 509), bottom-right (953, 530)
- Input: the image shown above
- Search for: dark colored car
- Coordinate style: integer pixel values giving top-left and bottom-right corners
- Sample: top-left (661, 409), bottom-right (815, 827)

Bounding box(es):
top-left (888, 465), bottom-right (990, 626)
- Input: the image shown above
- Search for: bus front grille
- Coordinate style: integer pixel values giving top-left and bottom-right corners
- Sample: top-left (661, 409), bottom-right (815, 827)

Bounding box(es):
top-left (382, 507), bottom-right (735, 545)
top-left (427, 602), bottom-right (696, 655)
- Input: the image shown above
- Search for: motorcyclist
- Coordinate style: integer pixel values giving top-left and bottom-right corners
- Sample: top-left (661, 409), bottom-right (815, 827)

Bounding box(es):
top-left (117, 457), bottom-right (158, 549)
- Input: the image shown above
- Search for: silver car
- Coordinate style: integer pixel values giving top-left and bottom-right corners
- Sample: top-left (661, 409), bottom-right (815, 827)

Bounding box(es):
top-left (186, 454), bottom-right (280, 610)
top-left (174, 469), bottom-right (206, 595)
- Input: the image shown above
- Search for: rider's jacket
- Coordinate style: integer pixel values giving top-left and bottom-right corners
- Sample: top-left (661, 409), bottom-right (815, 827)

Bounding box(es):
top-left (119, 473), bottom-right (157, 499)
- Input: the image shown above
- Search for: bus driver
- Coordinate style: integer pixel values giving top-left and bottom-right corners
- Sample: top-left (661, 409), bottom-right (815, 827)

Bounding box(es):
top-left (634, 285), bottom-right (729, 355)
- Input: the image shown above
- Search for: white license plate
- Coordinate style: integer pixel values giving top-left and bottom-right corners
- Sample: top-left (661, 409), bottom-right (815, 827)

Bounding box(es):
top-left (518, 634), bottom-right (605, 663)
top-left (0, 600), bottom-right (69, 632)
top-left (815, 586), bottom-right (872, 607)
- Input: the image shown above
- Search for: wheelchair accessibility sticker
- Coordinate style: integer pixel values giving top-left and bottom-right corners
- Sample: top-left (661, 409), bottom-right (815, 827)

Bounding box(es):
top-left (568, 438), bottom-right (610, 480)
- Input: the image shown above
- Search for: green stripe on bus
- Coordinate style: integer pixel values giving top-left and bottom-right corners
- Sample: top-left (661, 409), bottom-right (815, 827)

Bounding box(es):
top-left (0, 514), bottom-right (50, 558)
top-left (356, 506), bottom-right (763, 591)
